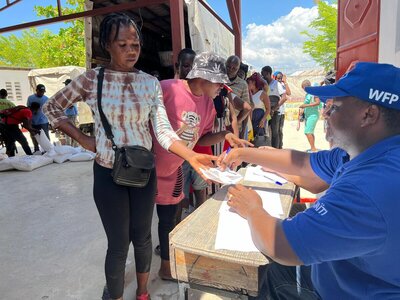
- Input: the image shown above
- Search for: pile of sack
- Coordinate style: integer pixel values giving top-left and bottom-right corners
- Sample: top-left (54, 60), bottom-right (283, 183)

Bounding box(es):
top-left (0, 129), bottom-right (95, 172)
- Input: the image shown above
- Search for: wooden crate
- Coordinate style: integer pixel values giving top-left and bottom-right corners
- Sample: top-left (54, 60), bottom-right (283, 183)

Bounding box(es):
top-left (170, 181), bottom-right (295, 297)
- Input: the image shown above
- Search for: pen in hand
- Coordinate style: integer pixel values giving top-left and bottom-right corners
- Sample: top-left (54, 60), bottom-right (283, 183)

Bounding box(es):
top-left (222, 146), bottom-right (232, 169)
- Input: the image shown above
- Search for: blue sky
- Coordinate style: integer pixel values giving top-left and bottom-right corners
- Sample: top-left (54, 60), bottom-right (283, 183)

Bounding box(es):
top-left (0, 0), bottom-right (322, 73)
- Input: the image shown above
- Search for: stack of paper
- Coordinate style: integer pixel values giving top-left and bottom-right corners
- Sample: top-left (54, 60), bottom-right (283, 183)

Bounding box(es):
top-left (215, 188), bottom-right (284, 252)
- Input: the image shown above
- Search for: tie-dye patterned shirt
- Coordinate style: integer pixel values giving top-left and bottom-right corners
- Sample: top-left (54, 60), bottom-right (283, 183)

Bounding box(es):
top-left (43, 68), bottom-right (180, 168)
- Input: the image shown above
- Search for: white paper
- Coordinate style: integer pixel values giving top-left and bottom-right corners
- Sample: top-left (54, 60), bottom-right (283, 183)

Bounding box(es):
top-left (200, 167), bottom-right (242, 184)
top-left (215, 189), bottom-right (284, 252)
top-left (244, 165), bottom-right (288, 185)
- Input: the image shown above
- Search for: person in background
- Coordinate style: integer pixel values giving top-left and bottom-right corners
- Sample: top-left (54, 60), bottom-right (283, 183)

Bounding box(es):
top-left (0, 89), bottom-right (15, 111)
top-left (154, 52), bottom-right (251, 282)
top-left (218, 62), bottom-right (400, 300)
top-left (0, 88), bottom-right (17, 153)
top-left (275, 72), bottom-right (291, 149)
top-left (63, 79), bottom-right (79, 147)
top-left (174, 48), bottom-right (196, 80)
top-left (237, 62), bottom-right (249, 80)
top-left (0, 104), bottom-right (39, 156)
top-left (43, 13), bottom-right (216, 300)
top-left (226, 55), bottom-right (252, 139)
top-left (298, 80), bottom-right (320, 152)
top-left (247, 72), bottom-right (271, 145)
top-left (261, 66), bottom-right (285, 148)
top-left (27, 84), bottom-right (50, 153)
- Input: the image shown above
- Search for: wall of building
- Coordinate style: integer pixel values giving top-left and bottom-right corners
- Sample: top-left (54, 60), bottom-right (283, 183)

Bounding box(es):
top-left (0, 67), bottom-right (32, 106)
top-left (379, 0), bottom-right (400, 67)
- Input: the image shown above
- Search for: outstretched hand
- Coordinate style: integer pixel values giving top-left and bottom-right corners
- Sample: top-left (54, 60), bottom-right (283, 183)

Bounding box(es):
top-left (225, 132), bottom-right (253, 148)
top-left (188, 153), bottom-right (218, 182)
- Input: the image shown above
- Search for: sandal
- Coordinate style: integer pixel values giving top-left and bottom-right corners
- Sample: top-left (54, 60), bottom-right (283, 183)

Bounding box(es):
top-left (136, 292), bottom-right (151, 300)
top-left (158, 270), bottom-right (178, 283)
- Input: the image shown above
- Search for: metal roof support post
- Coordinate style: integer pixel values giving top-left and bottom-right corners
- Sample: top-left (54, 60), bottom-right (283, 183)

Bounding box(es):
top-left (226, 0), bottom-right (242, 59)
top-left (170, 0), bottom-right (185, 70)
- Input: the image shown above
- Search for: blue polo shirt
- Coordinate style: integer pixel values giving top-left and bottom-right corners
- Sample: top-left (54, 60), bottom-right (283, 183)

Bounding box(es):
top-left (27, 94), bottom-right (49, 125)
top-left (283, 136), bottom-right (400, 299)
top-left (65, 104), bottom-right (78, 117)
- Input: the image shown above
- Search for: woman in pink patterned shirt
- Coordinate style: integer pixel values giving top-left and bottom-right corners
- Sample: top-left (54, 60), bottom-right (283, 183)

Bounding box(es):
top-left (43, 13), bottom-right (216, 300)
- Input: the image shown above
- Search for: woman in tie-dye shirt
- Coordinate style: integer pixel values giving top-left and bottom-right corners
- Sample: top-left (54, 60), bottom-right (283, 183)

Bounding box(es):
top-left (43, 13), bottom-right (215, 300)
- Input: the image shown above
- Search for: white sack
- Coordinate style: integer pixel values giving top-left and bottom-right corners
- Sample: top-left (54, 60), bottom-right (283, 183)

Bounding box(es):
top-left (10, 155), bottom-right (53, 171)
top-left (0, 157), bottom-right (14, 171)
top-left (69, 152), bottom-right (95, 162)
top-left (53, 153), bottom-right (73, 164)
top-left (54, 145), bottom-right (80, 155)
top-left (34, 129), bottom-right (54, 152)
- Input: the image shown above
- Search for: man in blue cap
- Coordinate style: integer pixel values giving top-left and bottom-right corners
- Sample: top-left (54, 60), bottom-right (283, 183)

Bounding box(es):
top-left (218, 62), bottom-right (400, 299)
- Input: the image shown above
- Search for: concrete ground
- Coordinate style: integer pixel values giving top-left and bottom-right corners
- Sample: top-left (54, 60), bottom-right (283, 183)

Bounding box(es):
top-left (0, 120), bottom-right (329, 300)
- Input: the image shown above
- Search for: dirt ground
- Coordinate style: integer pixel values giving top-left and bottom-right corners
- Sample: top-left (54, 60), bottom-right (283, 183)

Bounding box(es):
top-left (0, 120), bottom-right (328, 300)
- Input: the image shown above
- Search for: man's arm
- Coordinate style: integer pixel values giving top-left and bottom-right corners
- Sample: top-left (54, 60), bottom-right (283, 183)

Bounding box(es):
top-left (21, 118), bottom-right (40, 135)
top-left (219, 147), bottom-right (321, 180)
top-left (282, 75), bottom-right (291, 96)
top-left (232, 95), bottom-right (251, 124)
top-left (260, 167), bottom-right (329, 193)
top-left (228, 101), bottom-right (239, 137)
top-left (197, 131), bottom-right (252, 148)
top-left (278, 93), bottom-right (288, 107)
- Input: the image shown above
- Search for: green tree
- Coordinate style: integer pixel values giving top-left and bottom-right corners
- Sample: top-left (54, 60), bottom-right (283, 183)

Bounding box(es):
top-left (302, 1), bottom-right (337, 71)
top-left (0, 0), bottom-right (85, 68)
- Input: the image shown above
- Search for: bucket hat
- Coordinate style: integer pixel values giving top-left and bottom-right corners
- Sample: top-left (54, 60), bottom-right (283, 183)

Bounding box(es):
top-left (186, 52), bottom-right (229, 84)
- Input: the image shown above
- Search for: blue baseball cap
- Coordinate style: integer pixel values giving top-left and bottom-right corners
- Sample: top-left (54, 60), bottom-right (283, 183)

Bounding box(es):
top-left (305, 62), bottom-right (400, 110)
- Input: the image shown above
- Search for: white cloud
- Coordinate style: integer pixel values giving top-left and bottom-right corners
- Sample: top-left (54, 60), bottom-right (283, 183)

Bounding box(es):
top-left (242, 6), bottom-right (320, 74)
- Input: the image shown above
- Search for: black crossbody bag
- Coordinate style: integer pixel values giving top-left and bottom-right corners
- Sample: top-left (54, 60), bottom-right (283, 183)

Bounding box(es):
top-left (97, 67), bottom-right (155, 187)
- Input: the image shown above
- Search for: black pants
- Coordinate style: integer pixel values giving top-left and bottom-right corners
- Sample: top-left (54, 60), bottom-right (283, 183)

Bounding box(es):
top-left (270, 111), bottom-right (281, 148)
top-left (93, 162), bottom-right (156, 299)
top-left (278, 114), bottom-right (285, 149)
top-left (3, 124), bottom-right (32, 156)
top-left (250, 263), bottom-right (319, 300)
top-left (31, 123), bottom-right (50, 152)
top-left (156, 203), bottom-right (178, 260)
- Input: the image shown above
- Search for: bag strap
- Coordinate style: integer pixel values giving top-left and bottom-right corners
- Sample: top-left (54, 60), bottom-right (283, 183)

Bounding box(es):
top-left (97, 67), bottom-right (118, 151)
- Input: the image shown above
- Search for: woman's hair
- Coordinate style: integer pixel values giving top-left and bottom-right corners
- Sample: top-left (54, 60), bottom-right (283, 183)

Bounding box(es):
top-left (247, 72), bottom-right (265, 91)
top-left (99, 13), bottom-right (142, 52)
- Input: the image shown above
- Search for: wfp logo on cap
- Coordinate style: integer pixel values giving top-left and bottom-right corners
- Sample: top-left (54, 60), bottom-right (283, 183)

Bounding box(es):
top-left (369, 89), bottom-right (399, 106)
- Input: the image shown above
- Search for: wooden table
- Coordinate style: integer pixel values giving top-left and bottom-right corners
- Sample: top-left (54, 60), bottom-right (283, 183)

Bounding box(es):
top-left (169, 172), bottom-right (296, 298)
